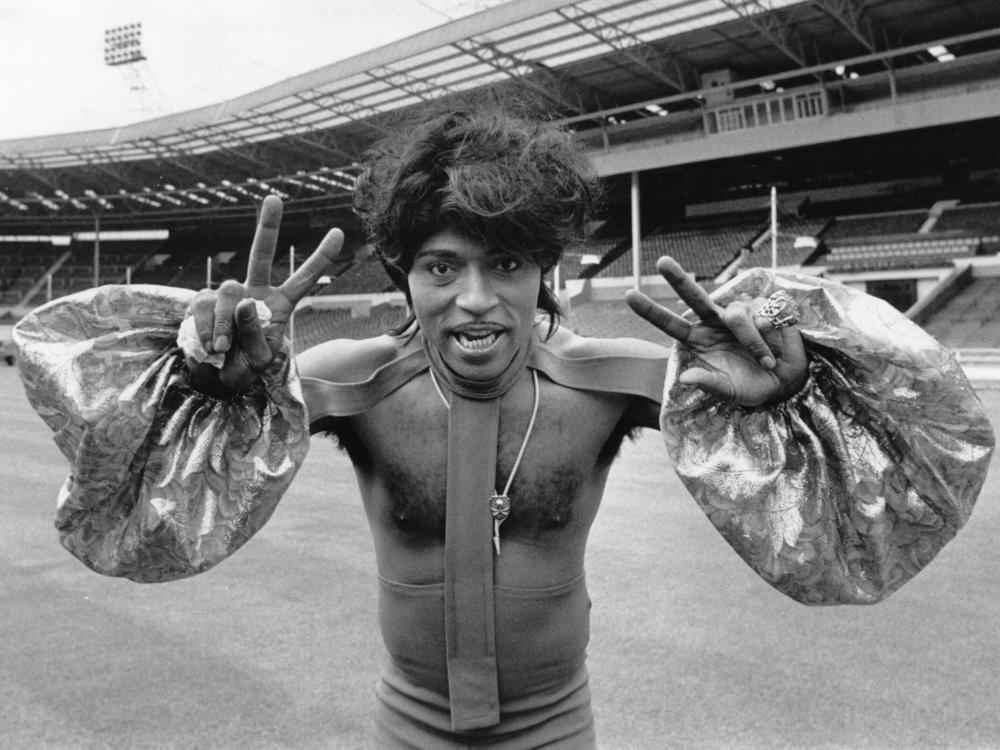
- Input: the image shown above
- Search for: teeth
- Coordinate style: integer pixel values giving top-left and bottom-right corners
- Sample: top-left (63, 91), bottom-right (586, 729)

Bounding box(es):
top-left (456, 331), bottom-right (499, 350)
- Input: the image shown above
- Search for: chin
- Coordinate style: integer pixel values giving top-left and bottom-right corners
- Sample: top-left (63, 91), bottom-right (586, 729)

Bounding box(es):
top-left (444, 355), bottom-right (510, 382)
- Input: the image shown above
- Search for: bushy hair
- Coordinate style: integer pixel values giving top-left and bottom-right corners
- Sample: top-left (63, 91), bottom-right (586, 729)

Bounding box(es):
top-left (353, 103), bottom-right (600, 332)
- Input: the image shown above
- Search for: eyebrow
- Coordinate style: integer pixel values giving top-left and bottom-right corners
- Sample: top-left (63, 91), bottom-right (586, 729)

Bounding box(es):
top-left (413, 246), bottom-right (525, 263)
top-left (414, 248), bottom-right (461, 261)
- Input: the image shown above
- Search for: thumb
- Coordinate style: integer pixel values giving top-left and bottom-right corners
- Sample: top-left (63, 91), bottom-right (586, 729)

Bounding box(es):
top-left (678, 367), bottom-right (737, 401)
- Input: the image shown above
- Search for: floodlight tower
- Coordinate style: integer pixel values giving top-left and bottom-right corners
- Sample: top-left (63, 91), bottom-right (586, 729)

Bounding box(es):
top-left (103, 23), bottom-right (165, 116)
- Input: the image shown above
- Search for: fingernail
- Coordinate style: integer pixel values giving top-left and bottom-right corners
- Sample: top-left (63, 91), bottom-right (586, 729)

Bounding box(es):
top-left (761, 355), bottom-right (776, 370)
top-left (214, 335), bottom-right (229, 352)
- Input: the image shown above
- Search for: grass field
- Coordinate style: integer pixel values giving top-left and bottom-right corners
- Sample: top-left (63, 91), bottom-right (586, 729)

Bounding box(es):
top-left (1, 365), bottom-right (998, 750)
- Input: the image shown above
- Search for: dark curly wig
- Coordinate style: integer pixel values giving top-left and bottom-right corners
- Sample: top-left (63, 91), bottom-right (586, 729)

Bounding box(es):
top-left (353, 105), bottom-right (600, 333)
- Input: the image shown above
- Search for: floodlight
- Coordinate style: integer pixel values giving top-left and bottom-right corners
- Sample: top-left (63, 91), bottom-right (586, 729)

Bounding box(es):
top-left (104, 23), bottom-right (146, 66)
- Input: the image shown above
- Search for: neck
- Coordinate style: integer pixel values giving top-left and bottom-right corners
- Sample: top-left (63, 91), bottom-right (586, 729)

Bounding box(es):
top-left (422, 334), bottom-right (532, 401)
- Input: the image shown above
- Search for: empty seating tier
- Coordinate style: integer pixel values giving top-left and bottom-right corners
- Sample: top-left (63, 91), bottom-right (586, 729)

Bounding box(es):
top-left (823, 211), bottom-right (927, 241)
top-left (825, 235), bottom-right (979, 272)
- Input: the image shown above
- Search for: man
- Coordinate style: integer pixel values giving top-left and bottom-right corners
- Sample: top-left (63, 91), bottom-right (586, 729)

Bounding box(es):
top-left (14, 108), bottom-right (994, 747)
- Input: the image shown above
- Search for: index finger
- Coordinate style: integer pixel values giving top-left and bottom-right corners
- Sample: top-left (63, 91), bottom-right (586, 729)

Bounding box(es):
top-left (279, 228), bottom-right (345, 305)
top-left (656, 256), bottom-right (722, 323)
top-left (245, 195), bottom-right (283, 288)
top-left (625, 289), bottom-right (693, 343)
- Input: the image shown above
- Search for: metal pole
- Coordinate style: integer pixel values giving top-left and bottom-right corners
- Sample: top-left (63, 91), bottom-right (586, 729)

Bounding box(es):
top-left (93, 215), bottom-right (100, 288)
top-left (631, 171), bottom-right (641, 292)
top-left (288, 245), bottom-right (295, 350)
top-left (771, 186), bottom-right (778, 269)
top-left (206, 256), bottom-right (212, 289)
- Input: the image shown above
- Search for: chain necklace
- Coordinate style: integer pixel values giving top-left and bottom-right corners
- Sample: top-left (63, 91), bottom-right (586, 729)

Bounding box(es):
top-left (428, 367), bottom-right (540, 554)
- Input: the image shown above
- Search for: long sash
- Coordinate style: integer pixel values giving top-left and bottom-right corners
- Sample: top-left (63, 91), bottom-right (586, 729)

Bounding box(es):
top-left (444, 394), bottom-right (502, 729)
top-left (428, 340), bottom-right (528, 730)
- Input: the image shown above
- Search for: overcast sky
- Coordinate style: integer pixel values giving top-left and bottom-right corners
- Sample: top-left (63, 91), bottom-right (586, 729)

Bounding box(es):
top-left (0, 0), bottom-right (497, 141)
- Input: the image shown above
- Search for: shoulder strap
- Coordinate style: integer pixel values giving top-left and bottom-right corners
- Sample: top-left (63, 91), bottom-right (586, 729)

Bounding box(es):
top-left (529, 337), bottom-right (667, 403)
top-left (300, 347), bottom-right (428, 421)
top-left (301, 330), bottom-right (669, 422)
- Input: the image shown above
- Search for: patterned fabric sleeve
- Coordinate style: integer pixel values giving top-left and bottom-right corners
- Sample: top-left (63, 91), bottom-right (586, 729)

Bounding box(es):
top-left (661, 269), bottom-right (995, 605)
top-left (13, 284), bottom-right (310, 583)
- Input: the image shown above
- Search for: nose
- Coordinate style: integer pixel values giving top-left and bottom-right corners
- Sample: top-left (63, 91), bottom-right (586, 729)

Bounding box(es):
top-left (456, 267), bottom-right (498, 316)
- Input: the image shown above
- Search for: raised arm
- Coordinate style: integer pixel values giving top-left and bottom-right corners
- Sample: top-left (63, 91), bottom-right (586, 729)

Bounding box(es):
top-left (626, 256), bottom-right (808, 406)
top-left (14, 198), bottom-right (343, 582)
top-left (183, 195), bottom-right (343, 395)
top-left (626, 257), bottom-right (994, 605)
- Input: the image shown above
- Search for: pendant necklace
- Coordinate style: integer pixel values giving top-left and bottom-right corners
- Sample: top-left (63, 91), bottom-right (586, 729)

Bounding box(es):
top-left (428, 367), bottom-right (540, 555)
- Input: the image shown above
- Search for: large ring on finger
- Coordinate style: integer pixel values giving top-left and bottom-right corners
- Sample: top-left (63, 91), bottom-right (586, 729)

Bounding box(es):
top-left (758, 290), bottom-right (798, 328)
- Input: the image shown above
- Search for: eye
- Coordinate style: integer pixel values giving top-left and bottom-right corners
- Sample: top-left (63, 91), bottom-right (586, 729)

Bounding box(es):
top-left (427, 262), bottom-right (454, 277)
top-left (493, 256), bottom-right (523, 273)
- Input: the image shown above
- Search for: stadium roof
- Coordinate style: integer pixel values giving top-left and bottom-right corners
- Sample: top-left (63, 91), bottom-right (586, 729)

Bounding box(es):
top-left (2, 0), bottom-right (999, 230)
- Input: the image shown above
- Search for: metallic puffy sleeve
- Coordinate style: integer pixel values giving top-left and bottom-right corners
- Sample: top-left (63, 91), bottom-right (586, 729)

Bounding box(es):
top-left (13, 284), bottom-right (310, 583)
top-left (661, 269), bottom-right (995, 605)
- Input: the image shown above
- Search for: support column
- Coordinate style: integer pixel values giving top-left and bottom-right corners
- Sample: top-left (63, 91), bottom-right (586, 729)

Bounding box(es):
top-left (92, 215), bottom-right (101, 288)
top-left (630, 171), bottom-right (641, 292)
top-left (288, 245), bottom-right (296, 351)
top-left (771, 186), bottom-right (778, 269)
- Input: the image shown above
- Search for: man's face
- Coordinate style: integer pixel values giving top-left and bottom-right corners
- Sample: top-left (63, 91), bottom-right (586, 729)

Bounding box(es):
top-left (408, 227), bottom-right (541, 383)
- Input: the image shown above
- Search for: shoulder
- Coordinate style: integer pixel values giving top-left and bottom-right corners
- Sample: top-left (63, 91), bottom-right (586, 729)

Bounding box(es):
top-left (528, 322), bottom-right (668, 408)
top-left (538, 323), bottom-right (669, 361)
top-left (296, 334), bottom-right (411, 383)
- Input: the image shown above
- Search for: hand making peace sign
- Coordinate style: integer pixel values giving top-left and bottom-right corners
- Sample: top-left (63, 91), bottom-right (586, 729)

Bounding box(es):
top-left (626, 256), bottom-right (809, 407)
top-left (185, 195), bottom-right (344, 394)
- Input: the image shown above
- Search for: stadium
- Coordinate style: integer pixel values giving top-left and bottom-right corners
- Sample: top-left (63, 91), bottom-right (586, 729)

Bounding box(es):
top-left (2, 0), bottom-right (1000, 370)
top-left (2, 1), bottom-right (999, 748)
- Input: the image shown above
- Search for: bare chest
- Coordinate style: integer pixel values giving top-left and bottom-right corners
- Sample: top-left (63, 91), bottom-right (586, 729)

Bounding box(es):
top-left (351, 374), bottom-right (629, 540)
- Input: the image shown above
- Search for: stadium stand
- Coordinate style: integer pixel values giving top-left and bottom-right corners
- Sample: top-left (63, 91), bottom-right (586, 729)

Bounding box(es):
top-left (1, 0), bottom-right (999, 383)
top-left (328, 252), bottom-right (396, 295)
top-left (0, 238), bottom-right (166, 306)
top-left (0, 244), bottom-right (31, 305)
top-left (291, 305), bottom-right (403, 351)
top-left (173, 252), bottom-right (239, 291)
top-left (932, 202), bottom-right (1000, 247)
top-left (33, 241), bottom-right (159, 301)
top-left (595, 215), bottom-right (765, 281)
top-left (556, 252), bottom-right (590, 285)
top-left (741, 216), bottom-right (832, 269)
top-left (824, 234), bottom-right (981, 272)
top-left (564, 297), bottom-right (686, 344)
top-left (920, 276), bottom-right (1000, 348)
top-left (0, 242), bottom-right (67, 305)
top-left (569, 237), bottom-right (625, 281)
top-left (822, 210), bottom-right (930, 241)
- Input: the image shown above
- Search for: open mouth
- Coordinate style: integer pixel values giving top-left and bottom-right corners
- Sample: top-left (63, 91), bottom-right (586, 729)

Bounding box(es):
top-left (452, 327), bottom-right (503, 353)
